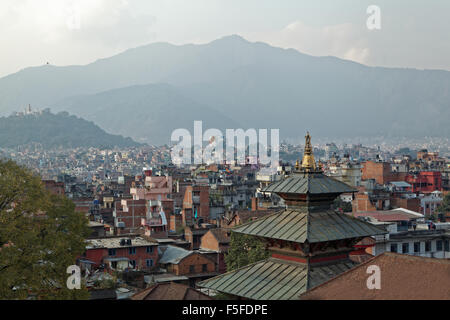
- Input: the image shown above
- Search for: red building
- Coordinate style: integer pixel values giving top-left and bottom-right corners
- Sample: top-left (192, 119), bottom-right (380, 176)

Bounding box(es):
top-left (42, 180), bottom-right (65, 195)
top-left (405, 171), bottom-right (442, 193)
top-left (114, 199), bottom-right (147, 234)
top-left (182, 185), bottom-right (210, 226)
top-left (84, 236), bottom-right (159, 271)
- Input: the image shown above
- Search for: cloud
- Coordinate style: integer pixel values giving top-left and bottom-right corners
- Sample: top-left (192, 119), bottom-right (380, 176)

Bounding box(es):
top-left (0, 0), bottom-right (156, 76)
top-left (2, 0), bottom-right (155, 47)
top-left (244, 20), bottom-right (371, 65)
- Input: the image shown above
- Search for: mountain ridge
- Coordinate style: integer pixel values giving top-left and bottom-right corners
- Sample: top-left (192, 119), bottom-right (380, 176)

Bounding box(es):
top-left (0, 35), bottom-right (448, 141)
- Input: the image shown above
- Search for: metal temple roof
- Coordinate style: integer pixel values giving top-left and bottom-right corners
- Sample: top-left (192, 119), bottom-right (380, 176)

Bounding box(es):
top-left (232, 209), bottom-right (386, 243)
top-left (198, 258), bottom-right (356, 300)
top-left (262, 172), bottom-right (356, 195)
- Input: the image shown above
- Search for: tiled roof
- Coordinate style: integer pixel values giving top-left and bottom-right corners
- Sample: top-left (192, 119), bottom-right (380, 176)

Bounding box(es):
top-left (351, 208), bottom-right (423, 222)
top-left (198, 257), bottom-right (356, 300)
top-left (262, 172), bottom-right (356, 195)
top-left (234, 209), bottom-right (277, 224)
top-left (210, 228), bottom-right (231, 244)
top-left (300, 252), bottom-right (450, 300)
top-left (132, 282), bottom-right (212, 300)
top-left (232, 209), bottom-right (386, 243)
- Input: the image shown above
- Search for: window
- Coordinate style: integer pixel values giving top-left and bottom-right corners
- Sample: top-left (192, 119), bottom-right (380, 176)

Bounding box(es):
top-left (108, 249), bottom-right (116, 256)
top-left (146, 259), bottom-right (153, 267)
top-left (445, 240), bottom-right (449, 252)
top-left (189, 265), bottom-right (195, 273)
top-left (146, 246), bottom-right (153, 253)
top-left (390, 243), bottom-right (398, 253)
top-left (425, 241), bottom-right (431, 252)
top-left (129, 247), bottom-right (136, 255)
top-left (436, 240), bottom-right (443, 251)
top-left (402, 243), bottom-right (409, 254)
top-left (202, 264), bottom-right (207, 272)
top-left (414, 242), bottom-right (421, 253)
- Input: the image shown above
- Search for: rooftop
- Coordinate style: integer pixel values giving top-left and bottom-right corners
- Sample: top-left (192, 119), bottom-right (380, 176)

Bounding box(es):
top-left (299, 252), bottom-right (450, 300)
top-left (209, 228), bottom-right (231, 244)
top-left (262, 172), bottom-right (356, 196)
top-left (86, 236), bottom-right (158, 249)
top-left (132, 282), bottom-right (212, 300)
top-left (158, 245), bottom-right (191, 264)
top-left (198, 257), bottom-right (356, 300)
top-left (233, 209), bottom-right (386, 244)
top-left (351, 208), bottom-right (423, 222)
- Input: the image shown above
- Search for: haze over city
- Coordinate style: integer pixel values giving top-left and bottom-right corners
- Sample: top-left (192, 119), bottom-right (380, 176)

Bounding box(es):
top-left (0, 0), bottom-right (449, 307)
top-left (1, 0), bottom-right (450, 78)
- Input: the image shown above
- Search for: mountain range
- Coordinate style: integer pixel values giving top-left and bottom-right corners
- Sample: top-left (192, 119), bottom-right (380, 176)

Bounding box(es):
top-left (0, 35), bottom-right (448, 144)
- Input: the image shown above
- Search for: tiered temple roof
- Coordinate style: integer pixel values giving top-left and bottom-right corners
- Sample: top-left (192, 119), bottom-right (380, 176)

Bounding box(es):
top-left (198, 133), bottom-right (386, 300)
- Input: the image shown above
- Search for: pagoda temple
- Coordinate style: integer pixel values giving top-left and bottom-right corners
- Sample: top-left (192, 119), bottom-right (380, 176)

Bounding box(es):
top-left (198, 133), bottom-right (386, 300)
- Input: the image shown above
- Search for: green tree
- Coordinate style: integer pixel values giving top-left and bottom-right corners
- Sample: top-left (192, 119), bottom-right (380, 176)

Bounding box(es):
top-left (0, 160), bottom-right (90, 300)
top-left (332, 197), bottom-right (353, 212)
top-left (437, 193), bottom-right (450, 222)
top-left (225, 232), bottom-right (269, 271)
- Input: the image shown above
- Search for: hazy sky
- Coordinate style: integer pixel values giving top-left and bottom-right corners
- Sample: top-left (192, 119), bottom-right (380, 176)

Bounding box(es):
top-left (1, 0), bottom-right (449, 77)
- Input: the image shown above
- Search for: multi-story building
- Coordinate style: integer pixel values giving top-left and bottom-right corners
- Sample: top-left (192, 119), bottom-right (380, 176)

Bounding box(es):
top-left (84, 236), bottom-right (159, 271)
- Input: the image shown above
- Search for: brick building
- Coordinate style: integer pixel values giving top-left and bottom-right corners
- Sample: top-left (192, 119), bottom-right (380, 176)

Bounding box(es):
top-left (181, 185), bottom-right (210, 226)
top-left (42, 180), bottom-right (65, 195)
top-left (200, 228), bottom-right (231, 273)
top-left (158, 245), bottom-right (217, 287)
top-left (84, 236), bottom-right (159, 271)
top-left (114, 199), bottom-right (147, 234)
top-left (361, 161), bottom-right (407, 185)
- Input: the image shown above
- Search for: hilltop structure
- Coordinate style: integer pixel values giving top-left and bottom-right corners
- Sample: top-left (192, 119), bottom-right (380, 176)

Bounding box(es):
top-left (198, 133), bottom-right (386, 300)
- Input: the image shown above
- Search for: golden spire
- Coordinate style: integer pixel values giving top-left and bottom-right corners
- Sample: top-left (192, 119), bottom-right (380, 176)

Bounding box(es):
top-left (301, 132), bottom-right (316, 172)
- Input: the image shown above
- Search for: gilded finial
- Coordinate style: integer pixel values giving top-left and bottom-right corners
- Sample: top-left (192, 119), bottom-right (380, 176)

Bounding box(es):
top-left (301, 132), bottom-right (316, 172)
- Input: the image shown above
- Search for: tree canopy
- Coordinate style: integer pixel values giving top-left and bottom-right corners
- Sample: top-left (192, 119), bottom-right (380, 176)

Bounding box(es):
top-left (437, 193), bottom-right (450, 222)
top-left (225, 232), bottom-right (269, 272)
top-left (0, 159), bottom-right (90, 299)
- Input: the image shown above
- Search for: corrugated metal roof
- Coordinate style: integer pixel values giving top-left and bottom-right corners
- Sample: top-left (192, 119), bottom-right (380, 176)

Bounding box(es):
top-left (262, 172), bottom-right (356, 195)
top-left (232, 209), bottom-right (386, 243)
top-left (198, 258), bottom-right (356, 300)
top-left (158, 245), bottom-right (192, 264)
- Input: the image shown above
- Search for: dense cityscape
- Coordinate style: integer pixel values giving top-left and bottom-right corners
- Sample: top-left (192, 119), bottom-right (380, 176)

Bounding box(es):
top-left (1, 131), bottom-right (449, 300)
top-left (1, 1), bottom-right (449, 310)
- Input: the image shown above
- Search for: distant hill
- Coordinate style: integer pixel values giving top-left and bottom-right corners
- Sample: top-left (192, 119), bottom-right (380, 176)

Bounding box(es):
top-left (0, 110), bottom-right (141, 149)
top-left (51, 83), bottom-right (240, 144)
top-left (0, 35), bottom-right (449, 140)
